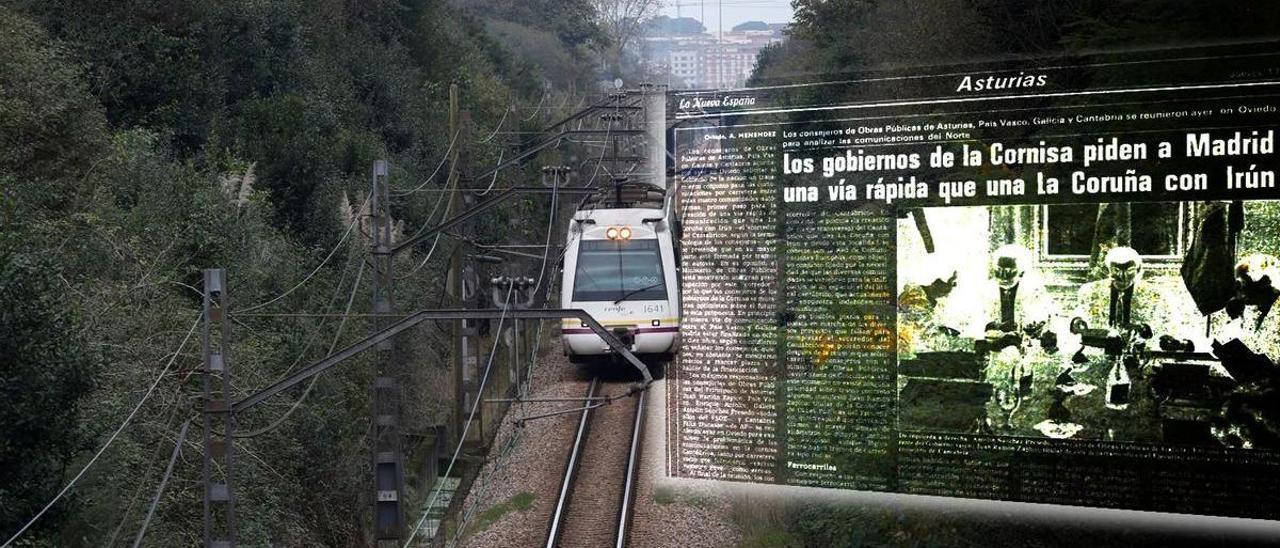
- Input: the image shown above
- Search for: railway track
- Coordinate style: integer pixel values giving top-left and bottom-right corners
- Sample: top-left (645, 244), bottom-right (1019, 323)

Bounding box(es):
top-left (546, 377), bottom-right (646, 548)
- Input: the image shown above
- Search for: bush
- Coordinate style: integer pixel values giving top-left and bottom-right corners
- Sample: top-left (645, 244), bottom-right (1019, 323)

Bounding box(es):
top-left (0, 9), bottom-right (106, 182)
top-left (0, 243), bottom-right (101, 538)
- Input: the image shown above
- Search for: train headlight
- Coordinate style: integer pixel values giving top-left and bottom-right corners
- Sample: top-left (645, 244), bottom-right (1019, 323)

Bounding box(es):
top-left (606, 227), bottom-right (619, 240)
top-left (619, 226), bottom-right (632, 239)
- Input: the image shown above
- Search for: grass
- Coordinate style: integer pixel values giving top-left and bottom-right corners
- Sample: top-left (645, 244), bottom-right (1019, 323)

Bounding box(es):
top-left (652, 484), bottom-right (719, 509)
top-left (654, 485), bottom-right (678, 505)
top-left (464, 491), bottom-right (537, 537)
top-left (729, 493), bottom-right (797, 548)
top-left (739, 529), bottom-right (804, 548)
top-left (509, 491), bottom-right (536, 510)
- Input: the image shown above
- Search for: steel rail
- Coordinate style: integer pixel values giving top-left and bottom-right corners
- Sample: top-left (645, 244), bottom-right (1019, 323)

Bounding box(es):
top-left (546, 379), bottom-right (598, 548)
top-left (615, 389), bottom-right (645, 548)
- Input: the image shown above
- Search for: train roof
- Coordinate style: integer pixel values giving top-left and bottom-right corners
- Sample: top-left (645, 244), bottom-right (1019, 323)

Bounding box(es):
top-left (571, 207), bottom-right (666, 226)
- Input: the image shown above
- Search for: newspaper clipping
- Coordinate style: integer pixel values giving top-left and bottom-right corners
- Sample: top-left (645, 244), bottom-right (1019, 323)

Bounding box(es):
top-left (669, 43), bottom-right (1280, 519)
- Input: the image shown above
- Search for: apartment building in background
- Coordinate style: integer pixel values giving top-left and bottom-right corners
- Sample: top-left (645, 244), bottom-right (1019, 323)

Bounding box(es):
top-left (644, 19), bottom-right (786, 90)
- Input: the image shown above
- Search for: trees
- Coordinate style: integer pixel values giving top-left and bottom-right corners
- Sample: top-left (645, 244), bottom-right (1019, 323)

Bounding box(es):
top-left (0, 0), bottom-right (589, 544)
top-left (646, 15), bottom-right (705, 36)
top-left (775, 0), bottom-right (1280, 82)
top-left (592, 0), bottom-right (663, 78)
top-left (0, 244), bottom-right (100, 540)
top-left (0, 9), bottom-right (106, 185)
top-left (0, 21), bottom-right (103, 536)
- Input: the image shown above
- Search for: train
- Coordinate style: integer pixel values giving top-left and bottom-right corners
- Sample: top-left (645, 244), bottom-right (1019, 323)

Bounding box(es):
top-left (560, 183), bottom-right (681, 363)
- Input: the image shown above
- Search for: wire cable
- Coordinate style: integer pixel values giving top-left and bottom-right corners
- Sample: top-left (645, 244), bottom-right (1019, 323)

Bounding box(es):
top-left (228, 240), bottom-right (361, 427)
top-left (403, 282), bottom-right (514, 548)
top-left (476, 106), bottom-right (511, 145)
top-left (400, 161), bottom-right (457, 246)
top-left (102, 384), bottom-right (186, 548)
top-left (273, 247), bottom-right (362, 378)
top-left (472, 149), bottom-right (505, 197)
top-left (527, 177), bottom-right (559, 299)
top-left (579, 99), bottom-right (619, 191)
top-left (445, 245), bottom-right (565, 547)
top-left (235, 192), bottom-right (369, 314)
top-left (233, 260), bottom-right (365, 438)
top-left (391, 129), bottom-right (461, 197)
top-left (395, 231), bottom-right (445, 282)
top-left (129, 419), bottom-right (190, 548)
top-left (396, 168), bottom-right (456, 281)
top-left (522, 92), bottom-right (547, 122)
top-left (2, 313), bottom-right (201, 548)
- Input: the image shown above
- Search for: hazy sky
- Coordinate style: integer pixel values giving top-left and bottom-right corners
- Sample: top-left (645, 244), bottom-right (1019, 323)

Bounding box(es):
top-left (661, 0), bottom-right (795, 32)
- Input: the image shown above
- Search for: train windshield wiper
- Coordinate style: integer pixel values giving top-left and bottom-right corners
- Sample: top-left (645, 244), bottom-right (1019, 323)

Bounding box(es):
top-left (613, 282), bottom-right (663, 305)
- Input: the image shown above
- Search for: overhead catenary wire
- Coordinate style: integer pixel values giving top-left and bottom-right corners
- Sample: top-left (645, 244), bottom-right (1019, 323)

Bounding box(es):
top-left (472, 149), bottom-right (505, 197)
top-left (579, 98), bottom-right (620, 191)
top-left (386, 187), bottom-right (529, 192)
top-left (102, 382), bottom-right (187, 548)
top-left (449, 172), bottom-right (564, 536)
top-left (522, 91), bottom-right (548, 122)
top-left (391, 129), bottom-right (461, 197)
top-left (526, 239), bottom-right (564, 394)
top-left (232, 88), bottom-right (648, 545)
top-left (403, 101), bottom-right (603, 272)
top-left (523, 183), bottom-right (572, 396)
top-left (395, 230), bottom-right (445, 281)
top-left (1, 313), bottom-right (201, 548)
top-left (262, 245), bottom-right (363, 380)
top-left (527, 175), bottom-right (560, 299)
top-left (400, 161), bottom-right (457, 246)
top-left (446, 213), bottom-right (567, 547)
top-left (402, 282), bottom-right (515, 548)
top-left (675, 0), bottom-right (791, 6)
top-left (15, 88), bottom-right (657, 546)
top-left (215, 243), bottom-right (362, 440)
top-left (396, 164), bottom-right (456, 281)
top-left (476, 105), bottom-right (511, 144)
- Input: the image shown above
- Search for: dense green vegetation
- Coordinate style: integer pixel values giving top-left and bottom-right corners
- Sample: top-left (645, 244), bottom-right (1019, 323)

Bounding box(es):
top-left (0, 1), bottom-right (613, 545)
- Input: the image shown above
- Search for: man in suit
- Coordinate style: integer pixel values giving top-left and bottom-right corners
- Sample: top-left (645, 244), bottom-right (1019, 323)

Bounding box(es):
top-left (1072, 246), bottom-right (1193, 338)
top-left (980, 244), bottom-right (1058, 341)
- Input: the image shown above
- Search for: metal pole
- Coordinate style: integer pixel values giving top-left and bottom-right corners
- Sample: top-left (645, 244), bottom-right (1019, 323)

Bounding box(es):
top-left (201, 268), bottom-right (235, 547)
top-left (456, 103), bottom-right (483, 447)
top-left (370, 159), bottom-right (405, 545)
top-left (449, 83), bottom-right (466, 458)
top-left (643, 84), bottom-right (668, 191)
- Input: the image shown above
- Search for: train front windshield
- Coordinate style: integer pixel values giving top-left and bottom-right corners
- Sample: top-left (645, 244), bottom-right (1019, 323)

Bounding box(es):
top-left (572, 239), bottom-right (668, 302)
